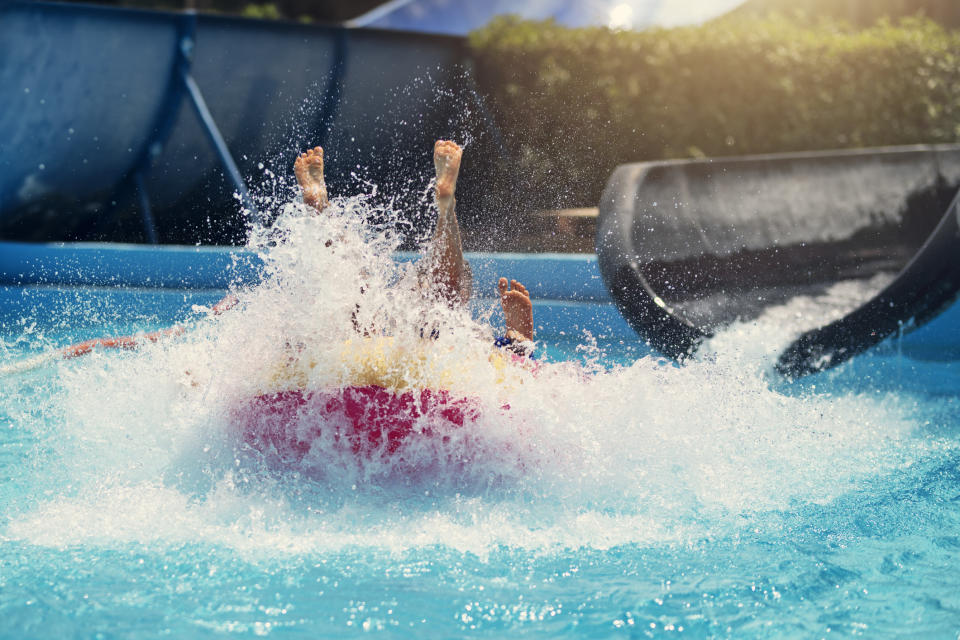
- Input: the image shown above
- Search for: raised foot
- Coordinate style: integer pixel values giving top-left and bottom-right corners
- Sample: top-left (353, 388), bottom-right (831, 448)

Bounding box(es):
top-left (498, 277), bottom-right (534, 343)
top-left (433, 140), bottom-right (462, 200)
top-left (294, 146), bottom-right (328, 211)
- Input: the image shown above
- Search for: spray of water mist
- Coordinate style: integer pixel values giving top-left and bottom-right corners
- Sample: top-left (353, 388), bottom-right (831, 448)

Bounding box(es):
top-left (1, 174), bottom-right (936, 557)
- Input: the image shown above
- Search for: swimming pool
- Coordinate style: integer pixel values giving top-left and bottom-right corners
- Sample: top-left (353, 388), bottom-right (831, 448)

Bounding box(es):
top-left (2, 208), bottom-right (959, 638)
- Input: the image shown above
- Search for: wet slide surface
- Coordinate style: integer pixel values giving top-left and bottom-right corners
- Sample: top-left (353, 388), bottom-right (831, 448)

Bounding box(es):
top-left (596, 145), bottom-right (960, 377)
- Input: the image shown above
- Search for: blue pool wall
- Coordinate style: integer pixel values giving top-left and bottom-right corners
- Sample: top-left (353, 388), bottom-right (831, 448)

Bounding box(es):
top-left (0, 241), bottom-right (633, 342)
top-left (1, 241), bottom-right (957, 361)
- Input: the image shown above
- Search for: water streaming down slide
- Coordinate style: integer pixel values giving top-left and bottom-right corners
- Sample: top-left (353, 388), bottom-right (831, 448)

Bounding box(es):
top-left (596, 144), bottom-right (960, 377)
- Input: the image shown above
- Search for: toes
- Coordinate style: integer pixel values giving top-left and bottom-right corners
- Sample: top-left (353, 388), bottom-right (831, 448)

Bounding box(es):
top-left (298, 147), bottom-right (323, 163)
top-left (434, 139), bottom-right (461, 157)
top-left (499, 278), bottom-right (531, 299)
top-left (506, 290), bottom-right (530, 304)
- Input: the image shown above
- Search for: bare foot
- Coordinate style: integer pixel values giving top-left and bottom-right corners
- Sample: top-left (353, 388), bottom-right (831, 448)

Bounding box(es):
top-left (498, 277), bottom-right (534, 342)
top-left (434, 140), bottom-right (462, 200)
top-left (294, 146), bottom-right (328, 211)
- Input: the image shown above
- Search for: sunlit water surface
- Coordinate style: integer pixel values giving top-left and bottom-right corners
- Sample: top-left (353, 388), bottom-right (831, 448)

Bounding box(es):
top-left (2, 197), bottom-right (959, 638)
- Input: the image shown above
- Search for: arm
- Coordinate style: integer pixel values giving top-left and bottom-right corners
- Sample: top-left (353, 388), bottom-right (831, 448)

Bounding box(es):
top-left (59, 293), bottom-right (238, 360)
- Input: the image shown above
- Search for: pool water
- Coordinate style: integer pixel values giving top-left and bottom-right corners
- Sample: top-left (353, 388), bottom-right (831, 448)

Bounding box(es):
top-left (2, 197), bottom-right (959, 638)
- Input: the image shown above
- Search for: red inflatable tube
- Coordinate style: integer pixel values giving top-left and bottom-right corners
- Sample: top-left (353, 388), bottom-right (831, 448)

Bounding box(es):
top-left (236, 385), bottom-right (486, 463)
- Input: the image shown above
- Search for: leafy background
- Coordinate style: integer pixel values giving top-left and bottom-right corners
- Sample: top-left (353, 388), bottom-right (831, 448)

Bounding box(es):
top-left (469, 12), bottom-right (960, 209)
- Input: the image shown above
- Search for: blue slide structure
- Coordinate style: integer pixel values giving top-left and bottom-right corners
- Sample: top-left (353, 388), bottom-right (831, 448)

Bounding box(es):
top-left (0, 1), bottom-right (498, 244)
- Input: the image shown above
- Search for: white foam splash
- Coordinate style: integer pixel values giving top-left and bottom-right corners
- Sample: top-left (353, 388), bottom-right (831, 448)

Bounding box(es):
top-left (2, 196), bottom-right (933, 555)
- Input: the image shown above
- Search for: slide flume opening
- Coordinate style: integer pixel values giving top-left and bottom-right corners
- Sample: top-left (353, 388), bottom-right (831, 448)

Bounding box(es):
top-left (596, 145), bottom-right (960, 377)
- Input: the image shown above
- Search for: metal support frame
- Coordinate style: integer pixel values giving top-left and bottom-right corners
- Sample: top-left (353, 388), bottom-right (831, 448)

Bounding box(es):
top-left (133, 171), bottom-right (158, 244)
top-left (181, 70), bottom-right (258, 218)
top-left (103, 10), bottom-right (258, 243)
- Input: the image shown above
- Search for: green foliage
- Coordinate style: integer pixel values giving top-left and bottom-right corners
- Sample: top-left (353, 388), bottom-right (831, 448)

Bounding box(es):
top-left (731, 0), bottom-right (960, 29)
top-left (469, 15), bottom-right (960, 207)
top-left (240, 3), bottom-right (282, 20)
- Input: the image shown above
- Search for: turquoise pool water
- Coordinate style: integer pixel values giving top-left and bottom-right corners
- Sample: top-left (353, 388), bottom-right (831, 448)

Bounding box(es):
top-left (2, 205), bottom-right (959, 638)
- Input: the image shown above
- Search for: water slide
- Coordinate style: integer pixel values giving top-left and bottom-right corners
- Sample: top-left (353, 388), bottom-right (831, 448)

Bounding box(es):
top-left (596, 145), bottom-right (960, 377)
top-left (4, 2), bottom-right (958, 376)
top-left (0, 0), bottom-right (493, 244)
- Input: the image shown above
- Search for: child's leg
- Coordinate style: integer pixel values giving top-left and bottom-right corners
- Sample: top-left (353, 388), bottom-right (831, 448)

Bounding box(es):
top-left (420, 140), bottom-right (472, 307)
top-left (294, 146), bottom-right (329, 212)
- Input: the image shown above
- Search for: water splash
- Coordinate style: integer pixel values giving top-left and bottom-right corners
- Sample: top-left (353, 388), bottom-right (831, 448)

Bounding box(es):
top-left (1, 193), bottom-right (937, 557)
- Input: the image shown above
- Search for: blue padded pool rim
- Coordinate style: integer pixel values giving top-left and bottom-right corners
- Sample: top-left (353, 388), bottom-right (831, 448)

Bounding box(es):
top-left (0, 242), bottom-right (612, 302)
top-left (0, 241), bottom-right (634, 340)
top-left (1, 241), bottom-right (956, 353)
top-left (0, 241), bottom-right (261, 290)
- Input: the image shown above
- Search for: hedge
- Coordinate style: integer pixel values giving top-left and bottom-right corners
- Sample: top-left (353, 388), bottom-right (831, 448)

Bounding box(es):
top-left (733, 0), bottom-right (960, 29)
top-left (468, 16), bottom-right (960, 209)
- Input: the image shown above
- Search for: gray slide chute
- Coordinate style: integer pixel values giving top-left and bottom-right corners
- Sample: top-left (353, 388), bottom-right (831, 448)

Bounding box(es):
top-left (596, 145), bottom-right (960, 377)
top-left (776, 190), bottom-right (960, 376)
